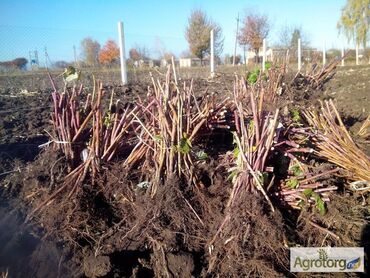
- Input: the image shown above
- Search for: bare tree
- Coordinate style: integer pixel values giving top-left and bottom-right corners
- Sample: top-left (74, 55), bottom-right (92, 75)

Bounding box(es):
top-left (53, 60), bottom-right (71, 69)
top-left (238, 12), bottom-right (270, 62)
top-left (277, 24), bottom-right (310, 49)
top-left (80, 37), bottom-right (101, 66)
top-left (129, 48), bottom-right (140, 62)
top-left (185, 9), bottom-right (224, 64)
top-left (129, 44), bottom-right (150, 61)
top-left (162, 52), bottom-right (176, 62)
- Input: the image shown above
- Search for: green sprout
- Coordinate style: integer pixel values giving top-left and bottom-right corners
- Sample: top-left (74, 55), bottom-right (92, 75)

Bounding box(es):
top-left (103, 112), bottom-right (112, 128)
top-left (286, 178), bottom-right (299, 189)
top-left (258, 171), bottom-right (269, 186)
top-left (265, 62), bottom-right (272, 70)
top-left (247, 68), bottom-right (260, 84)
top-left (302, 189), bottom-right (327, 216)
top-left (154, 134), bottom-right (162, 143)
top-left (195, 150), bottom-right (208, 161)
top-left (63, 66), bottom-right (81, 83)
top-left (248, 120), bottom-right (254, 134)
top-left (290, 164), bottom-right (303, 177)
top-left (291, 109), bottom-right (301, 123)
top-left (177, 133), bottom-right (192, 154)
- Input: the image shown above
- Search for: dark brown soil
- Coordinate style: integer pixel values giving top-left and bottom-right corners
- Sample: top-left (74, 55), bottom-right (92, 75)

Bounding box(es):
top-left (1, 65), bottom-right (370, 277)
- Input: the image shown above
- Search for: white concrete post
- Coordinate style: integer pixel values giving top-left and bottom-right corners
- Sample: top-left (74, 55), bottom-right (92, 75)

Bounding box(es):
top-left (271, 48), bottom-right (274, 62)
top-left (171, 56), bottom-right (177, 85)
top-left (356, 43), bottom-right (359, 65)
top-left (262, 38), bottom-right (266, 72)
top-left (341, 46), bottom-right (345, 66)
top-left (298, 38), bottom-right (301, 71)
top-left (210, 29), bottom-right (215, 77)
top-left (118, 21), bottom-right (127, 85)
top-left (323, 41), bottom-right (326, 65)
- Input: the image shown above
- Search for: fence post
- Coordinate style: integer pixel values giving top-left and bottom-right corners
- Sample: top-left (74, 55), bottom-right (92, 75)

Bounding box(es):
top-left (262, 38), bottom-right (266, 72)
top-left (298, 38), bottom-right (301, 71)
top-left (210, 29), bottom-right (215, 77)
top-left (356, 43), bottom-right (359, 65)
top-left (171, 56), bottom-right (177, 85)
top-left (271, 48), bottom-right (274, 62)
top-left (118, 21), bottom-right (128, 85)
top-left (341, 46), bottom-right (345, 66)
top-left (322, 41), bottom-right (326, 65)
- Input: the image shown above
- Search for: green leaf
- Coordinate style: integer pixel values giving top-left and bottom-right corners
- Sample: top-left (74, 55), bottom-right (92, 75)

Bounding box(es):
top-left (247, 68), bottom-right (260, 84)
top-left (248, 120), bottom-right (254, 134)
top-left (227, 169), bottom-right (238, 181)
top-left (286, 178), bottom-right (299, 189)
top-left (63, 66), bottom-right (80, 83)
top-left (63, 66), bottom-right (76, 76)
top-left (233, 146), bottom-right (240, 158)
top-left (297, 199), bottom-right (305, 208)
top-left (154, 134), bottom-right (162, 142)
top-left (65, 72), bottom-right (80, 82)
top-left (195, 150), bottom-right (208, 160)
top-left (312, 192), bottom-right (327, 216)
top-left (265, 62), bottom-right (272, 70)
top-left (178, 136), bottom-right (192, 154)
top-left (103, 112), bottom-right (112, 127)
top-left (302, 188), bottom-right (313, 197)
top-left (290, 164), bottom-right (303, 177)
top-left (259, 172), bottom-right (269, 185)
top-left (316, 198), bottom-right (327, 216)
top-left (291, 109), bottom-right (301, 123)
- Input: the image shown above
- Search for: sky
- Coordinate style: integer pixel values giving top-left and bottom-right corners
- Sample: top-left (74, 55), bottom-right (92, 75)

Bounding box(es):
top-left (0, 0), bottom-right (351, 64)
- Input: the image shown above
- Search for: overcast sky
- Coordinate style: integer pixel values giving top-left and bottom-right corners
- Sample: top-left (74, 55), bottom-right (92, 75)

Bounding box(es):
top-left (0, 0), bottom-right (351, 62)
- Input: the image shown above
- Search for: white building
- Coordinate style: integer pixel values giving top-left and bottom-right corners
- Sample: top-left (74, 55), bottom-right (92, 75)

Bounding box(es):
top-left (245, 48), bottom-right (273, 63)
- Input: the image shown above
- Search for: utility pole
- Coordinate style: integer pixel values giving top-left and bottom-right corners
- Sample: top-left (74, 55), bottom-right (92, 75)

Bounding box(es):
top-left (73, 45), bottom-right (77, 66)
top-left (233, 13), bottom-right (240, 66)
top-left (322, 42), bottom-right (326, 65)
top-left (34, 49), bottom-right (39, 66)
top-left (44, 47), bottom-right (48, 68)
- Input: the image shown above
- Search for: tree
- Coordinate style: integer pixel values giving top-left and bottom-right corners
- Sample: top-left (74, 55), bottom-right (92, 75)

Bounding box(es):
top-left (162, 52), bottom-right (176, 62)
top-left (12, 58), bottom-right (28, 69)
top-left (129, 44), bottom-right (150, 61)
top-left (80, 37), bottom-right (101, 66)
top-left (99, 40), bottom-right (120, 65)
top-left (53, 60), bottom-right (71, 69)
top-left (129, 48), bottom-right (141, 61)
top-left (238, 12), bottom-right (270, 62)
top-left (277, 25), bottom-right (310, 49)
top-left (0, 57), bottom-right (28, 70)
top-left (338, 0), bottom-right (370, 50)
top-left (185, 9), bottom-right (224, 63)
top-left (231, 55), bottom-right (241, 65)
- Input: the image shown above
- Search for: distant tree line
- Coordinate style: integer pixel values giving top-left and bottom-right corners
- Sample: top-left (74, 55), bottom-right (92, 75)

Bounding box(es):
top-left (3, 0), bottom-right (367, 71)
top-left (0, 57), bottom-right (28, 70)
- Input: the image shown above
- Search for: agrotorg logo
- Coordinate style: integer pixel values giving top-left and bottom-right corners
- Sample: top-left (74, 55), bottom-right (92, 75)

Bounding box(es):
top-left (290, 247), bottom-right (364, 272)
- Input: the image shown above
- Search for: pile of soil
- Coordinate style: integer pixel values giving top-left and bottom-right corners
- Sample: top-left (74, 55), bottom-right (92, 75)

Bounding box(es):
top-left (1, 65), bottom-right (370, 277)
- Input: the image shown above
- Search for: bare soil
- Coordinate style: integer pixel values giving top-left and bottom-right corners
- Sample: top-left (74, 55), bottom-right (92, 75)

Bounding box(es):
top-left (0, 65), bottom-right (370, 277)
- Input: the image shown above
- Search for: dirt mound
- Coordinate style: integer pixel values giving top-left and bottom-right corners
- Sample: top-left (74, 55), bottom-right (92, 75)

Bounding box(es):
top-left (1, 64), bottom-right (370, 277)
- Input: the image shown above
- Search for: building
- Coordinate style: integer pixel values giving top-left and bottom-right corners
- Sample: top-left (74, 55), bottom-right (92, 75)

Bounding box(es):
top-left (245, 48), bottom-right (274, 63)
top-left (179, 57), bottom-right (210, 68)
